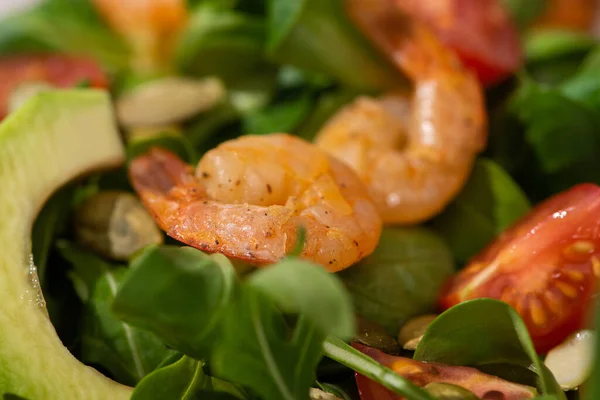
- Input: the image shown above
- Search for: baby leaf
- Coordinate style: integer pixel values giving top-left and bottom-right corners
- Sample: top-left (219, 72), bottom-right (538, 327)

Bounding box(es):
top-left (131, 356), bottom-right (212, 400)
top-left (338, 228), bottom-right (455, 335)
top-left (432, 158), bottom-right (531, 264)
top-left (58, 242), bottom-right (173, 385)
top-left (500, 0), bottom-right (547, 29)
top-left (266, 0), bottom-right (403, 91)
top-left (248, 258), bottom-right (356, 339)
top-left (242, 94), bottom-right (313, 135)
top-left (511, 78), bottom-right (600, 175)
top-left (112, 245), bottom-right (237, 359)
top-left (126, 132), bottom-right (197, 164)
top-left (32, 185), bottom-right (74, 282)
top-left (414, 299), bottom-right (565, 399)
top-left (211, 288), bottom-right (326, 400)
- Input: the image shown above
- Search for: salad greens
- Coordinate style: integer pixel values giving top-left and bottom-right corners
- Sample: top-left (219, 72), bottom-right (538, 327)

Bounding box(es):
top-left (1, 0), bottom-right (600, 399)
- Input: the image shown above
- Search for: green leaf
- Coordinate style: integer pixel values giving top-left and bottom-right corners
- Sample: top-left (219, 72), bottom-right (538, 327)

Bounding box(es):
top-left (32, 185), bottom-right (74, 282)
top-left (176, 5), bottom-right (273, 85)
top-left (248, 258), bottom-right (356, 339)
top-left (525, 30), bottom-right (597, 64)
top-left (127, 132), bottom-right (197, 164)
top-left (338, 227), bottom-right (455, 335)
top-left (500, 0), bottom-right (548, 29)
top-left (323, 337), bottom-right (433, 400)
top-left (57, 242), bottom-right (173, 385)
top-left (211, 288), bottom-right (326, 400)
top-left (131, 356), bottom-right (211, 400)
top-left (584, 302), bottom-right (600, 400)
top-left (242, 94), bottom-right (313, 135)
top-left (112, 245), bottom-right (237, 359)
top-left (414, 299), bottom-right (565, 399)
top-left (0, 0), bottom-right (130, 73)
top-left (296, 88), bottom-right (361, 141)
top-left (511, 78), bottom-right (600, 174)
top-left (432, 158), bottom-right (531, 264)
top-left (266, 0), bottom-right (403, 91)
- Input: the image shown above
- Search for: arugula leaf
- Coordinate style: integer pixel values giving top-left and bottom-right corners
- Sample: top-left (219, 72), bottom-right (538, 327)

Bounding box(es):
top-left (296, 89), bottom-right (361, 141)
top-left (242, 94), bottom-right (313, 135)
top-left (266, 0), bottom-right (403, 91)
top-left (176, 4), bottom-right (273, 85)
top-left (131, 356), bottom-right (211, 400)
top-left (338, 228), bottom-right (455, 335)
top-left (212, 289), bottom-right (325, 400)
top-left (0, 0), bottom-right (130, 73)
top-left (500, 0), bottom-right (548, 29)
top-left (112, 245), bottom-right (237, 359)
top-left (432, 158), bottom-right (530, 264)
top-left (58, 242), bottom-right (173, 385)
top-left (414, 299), bottom-right (565, 399)
top-left (127, 131), bottom-right (197, 164)
top-left (248, 258), bottom-right (356, 339)
top-left (525, 30), bottom-right (597, 65)
top-left (323, 337), bottom-right (433, 400)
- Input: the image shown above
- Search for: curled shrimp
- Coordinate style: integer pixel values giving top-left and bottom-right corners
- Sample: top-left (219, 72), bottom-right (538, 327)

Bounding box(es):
top-left (92, 0), bottom-right (188, 72)
top-left (129, 134), bottom-right (382, 272)
top-left (314, 0), bottom-right (487, 224)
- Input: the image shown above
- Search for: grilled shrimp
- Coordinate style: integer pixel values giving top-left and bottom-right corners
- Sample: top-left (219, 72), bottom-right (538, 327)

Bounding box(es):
top-left (129, 134), bottom-right (382, 272)
top-left (92, 0), bottom-right (188, 72)
top-left (315, 0), bottom-right (487, 224)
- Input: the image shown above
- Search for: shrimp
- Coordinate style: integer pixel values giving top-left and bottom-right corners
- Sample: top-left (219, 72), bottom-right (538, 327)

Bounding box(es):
top-left (128, 134), bottom-right (382, 272)
top-left (314, 0), bottom-right (487, 224)
top-left (91, 0), bottom-right (188, 72)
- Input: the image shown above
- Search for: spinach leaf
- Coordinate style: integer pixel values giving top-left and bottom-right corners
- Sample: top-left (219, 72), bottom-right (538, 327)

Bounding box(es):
top-left (338, 228), bottom-right (455, 335)
top-left (185, 103), bottom-right (240, 149)
top-left (57, 242), bottom-right (173, 386)
top-left (414, 299), bottom-right (565, 399)
top-left (0, 0), bottom-right (130, 73)
top-left (248, 258), bottom-right (356, 339)
top-left (432, 158), bottom-right (530, 264)
top-left (131, 356), bottom-right (211, 400)
top-left (212, 289), bottom-right (325, 400)
top-left (266, 0), bottom-right (403, 91)
top-left (112, 245), bottom-right (237, 359)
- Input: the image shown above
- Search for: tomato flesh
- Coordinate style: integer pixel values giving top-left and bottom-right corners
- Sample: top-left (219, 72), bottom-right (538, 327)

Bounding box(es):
top-left (0, 54), bottom-right (108, 119)
top-left (394, 0), bottom-right (523, 86)
top-left (439, 183), bottom-right (600, 353)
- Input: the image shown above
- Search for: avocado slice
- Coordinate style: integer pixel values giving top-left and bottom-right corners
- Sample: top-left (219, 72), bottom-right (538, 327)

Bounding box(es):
top-left (0, 90), bottom-right (133, 398)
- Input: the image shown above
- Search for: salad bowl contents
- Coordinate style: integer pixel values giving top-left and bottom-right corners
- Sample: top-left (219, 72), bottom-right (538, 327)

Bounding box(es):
top-left (0, 0), bottom-right (599, 399)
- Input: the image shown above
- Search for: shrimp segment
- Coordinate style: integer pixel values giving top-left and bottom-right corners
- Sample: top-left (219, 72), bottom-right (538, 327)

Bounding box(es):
top-left (315, 0), bottom-right (487, 224)
top-left (129, 134), bottom-right (382, 272)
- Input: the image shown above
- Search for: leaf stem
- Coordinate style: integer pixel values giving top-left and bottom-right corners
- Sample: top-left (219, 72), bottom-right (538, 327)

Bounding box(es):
top-left (322, 337), bottom-right (434, 400)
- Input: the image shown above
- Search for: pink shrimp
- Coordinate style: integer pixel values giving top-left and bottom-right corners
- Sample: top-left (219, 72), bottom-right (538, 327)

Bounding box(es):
top-left (315, 0), bottom-right (487, 224)
top-left (129, 134), bottom-right (382, 272)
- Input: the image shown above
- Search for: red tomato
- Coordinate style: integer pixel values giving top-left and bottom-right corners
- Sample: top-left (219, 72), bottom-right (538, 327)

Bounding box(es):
top-left (439, 184), bottom-right (600, 353)
top-left (393, 0), bottom-right (523, 86)
top-left (0, 54), bottom-right (108, 119)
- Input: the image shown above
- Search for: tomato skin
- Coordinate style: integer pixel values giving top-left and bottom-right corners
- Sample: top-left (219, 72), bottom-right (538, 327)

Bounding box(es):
top-left (439, 184), bottom-right (600, 353)
top-left (0, 54), bottom-right (108, 119)
top-left (394, 0), bottom-right (523, 86)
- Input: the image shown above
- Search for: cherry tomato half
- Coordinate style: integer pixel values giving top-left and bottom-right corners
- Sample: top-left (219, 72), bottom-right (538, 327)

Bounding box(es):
top-left (394, 0), bottom-right (523, 86)
top-left (0, 54), bottom-right (108, 119)
top-left (439, 183), bottom-right (600, 353)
